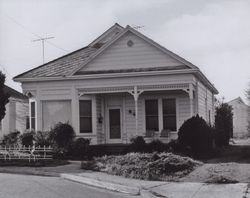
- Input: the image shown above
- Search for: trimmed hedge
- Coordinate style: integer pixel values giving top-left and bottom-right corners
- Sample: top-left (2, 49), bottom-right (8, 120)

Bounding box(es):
top-left (178, 115), bottom-right (214, 153)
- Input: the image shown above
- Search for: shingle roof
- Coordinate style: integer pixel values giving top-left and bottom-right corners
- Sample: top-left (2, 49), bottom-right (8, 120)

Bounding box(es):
top-left (75, 65), bottom-right (189, 75)
top-left (14, 46), bottom-right (97, 79)
top-left (4, 85), bottom-right (28, 100)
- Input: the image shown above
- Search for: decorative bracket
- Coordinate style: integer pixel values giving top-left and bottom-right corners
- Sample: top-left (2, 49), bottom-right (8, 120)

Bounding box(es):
top-left (128, 86), bottom-right (144, 101)
top-left (78, 92), bottom-right (85, 98)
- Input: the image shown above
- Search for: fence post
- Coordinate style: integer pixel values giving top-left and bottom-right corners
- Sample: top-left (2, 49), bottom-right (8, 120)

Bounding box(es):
top-left (44, 145), bottom-right (46, 159)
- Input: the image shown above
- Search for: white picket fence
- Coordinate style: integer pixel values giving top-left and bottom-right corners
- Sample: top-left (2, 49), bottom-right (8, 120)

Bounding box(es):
top-left (0, 146), bottom-right (53, 162)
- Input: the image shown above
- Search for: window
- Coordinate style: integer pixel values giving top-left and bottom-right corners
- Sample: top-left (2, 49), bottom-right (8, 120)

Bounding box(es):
top-left (145, 100), bottom-right (159, 131)
top-left (30, 101), bottom-right (36, 130)
top-left (26, 116), bottom-right (30, 130)
top-left (42, 100), bottom-right (72, 131)
top-left (163, 99), bottom-right (176, 131)
top-left (79, 100), bottom-right (92, 133)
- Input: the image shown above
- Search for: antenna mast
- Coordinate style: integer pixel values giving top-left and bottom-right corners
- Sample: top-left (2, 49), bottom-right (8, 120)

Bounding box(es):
top-left (32, 36), bottom-right (54, 63)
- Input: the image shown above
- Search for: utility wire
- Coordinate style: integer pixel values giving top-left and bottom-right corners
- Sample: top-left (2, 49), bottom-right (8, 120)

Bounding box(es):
top-left (1, 12), bottom-right (68, 53)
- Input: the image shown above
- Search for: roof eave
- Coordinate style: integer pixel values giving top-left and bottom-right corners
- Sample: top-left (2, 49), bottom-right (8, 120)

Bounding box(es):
top-left (13, 69), bottom-right (199, 83)
top-left (195, 70), bottom-right (219, 94)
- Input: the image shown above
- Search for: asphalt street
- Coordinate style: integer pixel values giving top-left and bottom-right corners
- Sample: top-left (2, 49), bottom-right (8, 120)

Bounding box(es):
top-left (0, 173), bottom-right (137, 198)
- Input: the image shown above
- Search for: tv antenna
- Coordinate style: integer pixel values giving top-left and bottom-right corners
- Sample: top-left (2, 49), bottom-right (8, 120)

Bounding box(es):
top-left (32, 36), bottom-right (54, 64)
top-left (132, 25), bottom-right (145, 30)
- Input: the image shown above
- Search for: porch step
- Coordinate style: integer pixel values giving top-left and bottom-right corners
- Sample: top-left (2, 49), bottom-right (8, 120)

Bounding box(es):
top-left (90, 144), bottom-right (130, 156)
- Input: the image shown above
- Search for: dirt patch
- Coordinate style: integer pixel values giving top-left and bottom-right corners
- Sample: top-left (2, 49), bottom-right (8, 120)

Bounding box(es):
top-left (180, 163), bottom-right (250, 183)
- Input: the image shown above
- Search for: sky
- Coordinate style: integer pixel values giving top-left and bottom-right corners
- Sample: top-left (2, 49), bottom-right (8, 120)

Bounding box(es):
top-left (0, 0), bottom-right (250, 102)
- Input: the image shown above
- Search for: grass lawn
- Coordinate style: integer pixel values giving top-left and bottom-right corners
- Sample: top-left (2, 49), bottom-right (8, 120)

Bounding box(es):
top-left (181, 143), bottom-right (250, 183)
top-left (0, 159), bottom-right (69, 167)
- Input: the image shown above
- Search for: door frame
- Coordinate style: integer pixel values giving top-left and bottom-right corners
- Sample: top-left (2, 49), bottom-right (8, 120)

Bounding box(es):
top-left (106, 106), bottom-right (123, 144)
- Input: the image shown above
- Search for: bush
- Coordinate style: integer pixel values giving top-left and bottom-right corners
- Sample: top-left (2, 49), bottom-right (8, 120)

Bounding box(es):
top-left (1, 131), bottom-right (20, 147)
top-left (215, 103), bottom-right (233, 147)
top-left (178, 115), bottom-right (213, 153)
top-left (166, 139), bottom-right (184, 152)
top-left (50, 122), bottom-right (75, 153)
top-left (68, 138), bottom-right (90, 159)
top-left (35, 131), bottom-right (52, 147)
top-left (130, 136), bottom-right (146, 152)
top-left (148, 140), bottom-right (167, 152)
top-left (20, 131), bottom-right (35, 147)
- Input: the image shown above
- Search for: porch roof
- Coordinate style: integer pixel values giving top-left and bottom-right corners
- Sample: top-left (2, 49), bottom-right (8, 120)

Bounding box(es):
top-left (78, 83), bottom-right (190, 95)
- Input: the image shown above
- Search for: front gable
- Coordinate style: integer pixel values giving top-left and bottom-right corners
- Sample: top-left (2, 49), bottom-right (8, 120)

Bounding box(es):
top-left (75, 30), bottom-right (189, 74)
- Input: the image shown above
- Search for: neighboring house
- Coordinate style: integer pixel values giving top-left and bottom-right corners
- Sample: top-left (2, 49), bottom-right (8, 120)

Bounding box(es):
top-left (228, 97), bottom-right (249, 138)
top-left (13, 23), bottom-right (218, 144)
top-left (0, 85), bottom-right (29, 137)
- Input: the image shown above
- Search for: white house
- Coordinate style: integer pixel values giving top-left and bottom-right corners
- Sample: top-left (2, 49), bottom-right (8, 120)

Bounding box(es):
top-left (13, 23), bottom-right (218, 144)
top-left (228, 97), bottom-right (249, 138)
top-left (0, 85), bottom-right (29, 137)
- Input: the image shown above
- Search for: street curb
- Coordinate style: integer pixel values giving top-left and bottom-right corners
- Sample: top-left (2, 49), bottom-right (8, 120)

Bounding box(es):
top-left (60, 173), bottom-right (140, 195)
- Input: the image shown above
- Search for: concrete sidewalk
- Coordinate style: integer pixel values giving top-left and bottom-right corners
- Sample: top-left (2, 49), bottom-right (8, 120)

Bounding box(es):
top-left (61, 171), bottom-right (250, 198)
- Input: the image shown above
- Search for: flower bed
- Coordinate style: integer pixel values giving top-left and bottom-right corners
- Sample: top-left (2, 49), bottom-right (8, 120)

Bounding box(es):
top-left (81, 152), bottom-right (202, 181)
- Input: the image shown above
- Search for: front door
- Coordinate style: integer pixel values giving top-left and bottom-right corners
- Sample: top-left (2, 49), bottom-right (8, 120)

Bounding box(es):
top-left (108, 108), bottom-right (122, 143)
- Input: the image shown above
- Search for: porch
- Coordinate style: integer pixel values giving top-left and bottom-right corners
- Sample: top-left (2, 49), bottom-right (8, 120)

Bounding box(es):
top-left (76, 83), bottom-right (196, 145)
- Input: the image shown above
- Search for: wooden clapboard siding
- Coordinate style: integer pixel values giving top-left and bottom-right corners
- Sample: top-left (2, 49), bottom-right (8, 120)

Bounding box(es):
top-left (124, 94), bottom-right (144, 140)
top-left (82, 32), bottom-right (182, 72)
top-left (197, 81), bottom-right (207, 119)
top-left (96, 95), bottom-right (104, 144)
top-left (228, 98), bottom-right (249, 138)
top-left (197, 81), bottom-right (214, 123)
top-left (178, 96), bottom-right (191, 128)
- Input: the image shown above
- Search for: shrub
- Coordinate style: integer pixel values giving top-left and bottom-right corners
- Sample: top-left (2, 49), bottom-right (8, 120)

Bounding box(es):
top-left (215, 103), bottom-right (233, 147)
top-left (178, 115), bottom-right (213, 153)
top-left (148, 140), bottom-right (167, 152)
top-left (1, 131), bottom-right (20, 147)
top-left (167, 139), bottom-right (183, 152)
top-left (20, 131), bottom-right (35, 147)
top-left (68, 138), bottom-right (90, 159)
top-left (50, 122), bottom-right (75, 152)
top-left (35, 131), bottom-right (52, 147)
top-left (130, 136), bottom-right (146, 152)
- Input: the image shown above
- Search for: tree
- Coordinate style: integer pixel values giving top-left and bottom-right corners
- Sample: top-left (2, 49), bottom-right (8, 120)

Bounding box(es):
top-left (0, 71), bottom-right (9, 122)
top-left (215, 102), bottom-right (233, 147)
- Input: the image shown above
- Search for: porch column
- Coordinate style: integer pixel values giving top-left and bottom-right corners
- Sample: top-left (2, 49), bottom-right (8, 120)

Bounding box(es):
top-left (189, 84), bottom-right (194, 117)
top-left (128, 86), bottom-right (143, 136)
top-left (71, 87), bottom-right (79, 134)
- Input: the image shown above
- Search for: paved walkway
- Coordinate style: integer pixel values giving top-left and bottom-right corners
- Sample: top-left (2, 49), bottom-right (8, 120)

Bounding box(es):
top-left (62, 171), bottom-right (250, 198)
top-left (0, 161), bottom-right (249, 197)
